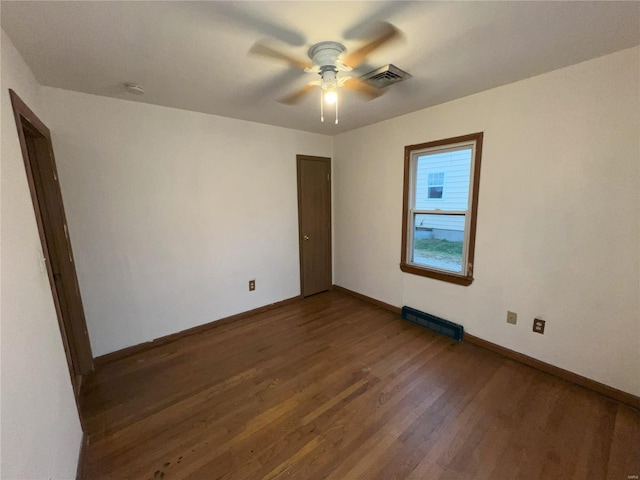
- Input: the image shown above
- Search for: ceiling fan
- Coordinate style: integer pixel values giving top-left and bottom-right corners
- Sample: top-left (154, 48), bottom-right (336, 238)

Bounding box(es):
top-left (249, 22), bottom-right (401, 124)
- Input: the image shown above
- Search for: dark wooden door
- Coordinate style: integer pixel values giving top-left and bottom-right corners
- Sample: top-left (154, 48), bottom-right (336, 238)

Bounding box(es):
top-left (297, 155), bottom-right (332, 297)
top-left (10, 90), bottom-right (93, 394)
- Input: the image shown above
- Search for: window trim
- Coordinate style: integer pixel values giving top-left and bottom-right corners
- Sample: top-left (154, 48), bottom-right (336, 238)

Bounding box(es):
top-left (400, 132), bottom-right (483, 286)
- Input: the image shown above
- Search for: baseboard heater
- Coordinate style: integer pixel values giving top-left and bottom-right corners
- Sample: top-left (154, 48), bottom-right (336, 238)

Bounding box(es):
top-left (402, 306), bottom-right (464, 342)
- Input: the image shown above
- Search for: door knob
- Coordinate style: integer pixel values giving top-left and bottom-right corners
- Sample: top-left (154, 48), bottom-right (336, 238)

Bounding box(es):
top-left (304, 235), bottom-right (310, 241)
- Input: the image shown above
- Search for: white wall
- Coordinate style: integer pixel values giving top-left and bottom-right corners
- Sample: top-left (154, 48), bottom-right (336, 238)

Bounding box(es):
top-left (1, 29), bottom-right (83, 480)
top-left (41, 88), bottom-right (333, 356)
top-left (334, 47), bottom-right (640, 396)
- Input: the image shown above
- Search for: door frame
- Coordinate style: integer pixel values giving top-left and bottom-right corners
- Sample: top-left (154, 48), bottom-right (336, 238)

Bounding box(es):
top-left (9, 89), bottom-right (93, 402)
top-left (296, 155), bottom-right (332, 297)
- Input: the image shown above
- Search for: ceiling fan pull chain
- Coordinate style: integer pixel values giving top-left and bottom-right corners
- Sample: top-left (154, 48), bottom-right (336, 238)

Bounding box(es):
top-left (335, 95), bottom-right (339, 125)
top-left (320, 89), bottom-right (324, 123)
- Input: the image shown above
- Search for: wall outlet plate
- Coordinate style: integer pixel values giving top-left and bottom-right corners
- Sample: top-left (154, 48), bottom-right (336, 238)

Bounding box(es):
top-left (533, 318), bottom-right (546, 334)
top-left (249, 279), bottom-right (255, 291)
top-left (507, 311), bottom-right (517, 325)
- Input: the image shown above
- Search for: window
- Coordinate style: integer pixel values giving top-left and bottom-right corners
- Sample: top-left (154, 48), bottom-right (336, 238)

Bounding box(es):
top-left (427, 172), bottom-right (445, 199)
top-left (400, 132), bottom-right (483, 285)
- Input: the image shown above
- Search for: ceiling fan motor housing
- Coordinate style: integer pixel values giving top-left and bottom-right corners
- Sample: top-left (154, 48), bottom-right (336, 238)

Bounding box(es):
top-left (308, 42), bottom-right (346, 90)
top-left (319, 67), bottom-right (338, 90)
top-left (308, 41), bottom-right (346, 67)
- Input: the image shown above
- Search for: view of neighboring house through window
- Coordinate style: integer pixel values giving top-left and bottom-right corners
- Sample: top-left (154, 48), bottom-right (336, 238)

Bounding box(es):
top-left (401, 133), bottom-right (483, 285)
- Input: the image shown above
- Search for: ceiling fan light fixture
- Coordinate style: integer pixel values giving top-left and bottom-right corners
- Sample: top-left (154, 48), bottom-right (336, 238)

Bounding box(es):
top-left (320, 87), bottom-right (339, 125)
top-left (319, 66), bottom-right (339, 123)
top-left (324, 90), bottom-right (337, 104)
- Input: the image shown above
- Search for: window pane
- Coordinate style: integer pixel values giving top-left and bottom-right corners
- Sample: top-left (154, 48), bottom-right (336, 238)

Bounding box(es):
top-left (427, 172), bottom-right (444, 186)
top-left (415, 148), bottom-right (472, 210)
top-left (428, 186), bottom-right (443, 198)
top-left (413, 214), bottom-right (465, 273)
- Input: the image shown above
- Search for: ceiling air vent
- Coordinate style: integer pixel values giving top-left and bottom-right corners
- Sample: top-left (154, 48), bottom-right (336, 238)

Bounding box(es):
top-left (360, 64), bottom-right (412, 88)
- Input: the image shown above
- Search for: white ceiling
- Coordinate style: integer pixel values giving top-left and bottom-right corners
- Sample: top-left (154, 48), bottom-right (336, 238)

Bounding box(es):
top-left (2, 1), bottom-right (639, 135)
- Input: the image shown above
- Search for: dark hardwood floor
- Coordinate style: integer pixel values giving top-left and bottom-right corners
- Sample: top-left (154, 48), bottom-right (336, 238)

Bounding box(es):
top-left (80, 290), bottom-right (640, 479)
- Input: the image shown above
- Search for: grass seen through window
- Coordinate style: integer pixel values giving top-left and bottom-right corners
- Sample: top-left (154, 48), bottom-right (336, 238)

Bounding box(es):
top-left (413, 238), bottom-right (463, 270)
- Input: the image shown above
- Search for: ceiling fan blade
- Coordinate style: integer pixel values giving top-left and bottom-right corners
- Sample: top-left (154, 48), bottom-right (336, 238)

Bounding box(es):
top-left (343, 22), bottom-right (401, 68)
top-left (249, 42), bottom-right (313, 70)
top-left (278, 84), bottom-right (316, 105)
top-left (212, 3), bottom-right (306, 46)
top-left (342, 77), bottom-right (383, 100)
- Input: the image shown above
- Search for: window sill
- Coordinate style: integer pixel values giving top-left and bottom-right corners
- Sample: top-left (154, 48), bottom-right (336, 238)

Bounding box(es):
top-left (399, 262), bottom-right (473, 286)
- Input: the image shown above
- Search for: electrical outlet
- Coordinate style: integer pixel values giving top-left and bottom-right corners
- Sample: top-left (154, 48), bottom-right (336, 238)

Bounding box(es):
top-left (249, 279), bottom-right (255, 291)
top-left (507, 311), bottom-right (517, 325)
top-left (533, 318), bottom-right (546, 334)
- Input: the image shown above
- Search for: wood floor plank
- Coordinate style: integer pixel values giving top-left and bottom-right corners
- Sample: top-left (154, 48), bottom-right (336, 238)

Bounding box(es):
top-left (607, 405), bottom-right (640, 480)
top-left (80, 290), bottom-right (640, 479)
